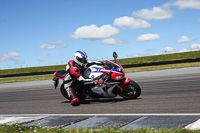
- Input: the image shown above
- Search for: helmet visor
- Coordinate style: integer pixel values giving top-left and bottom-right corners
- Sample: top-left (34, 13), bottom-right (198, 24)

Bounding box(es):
top-left (76, 57), bottom-right (87, 64)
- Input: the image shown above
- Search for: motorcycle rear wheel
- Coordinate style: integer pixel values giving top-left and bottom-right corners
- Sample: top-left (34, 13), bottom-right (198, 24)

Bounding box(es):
top-left (60, 84), bottom-right (70, 100)
top-left (117, 80), bottom-right (141, 99)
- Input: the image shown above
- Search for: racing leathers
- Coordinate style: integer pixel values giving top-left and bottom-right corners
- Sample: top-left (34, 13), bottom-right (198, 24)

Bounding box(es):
top-left (64, 60), bottom-right (103, 106)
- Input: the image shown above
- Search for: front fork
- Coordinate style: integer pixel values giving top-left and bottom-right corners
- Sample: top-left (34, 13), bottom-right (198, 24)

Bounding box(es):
top-left (118, 77), bottom-right (131, 90)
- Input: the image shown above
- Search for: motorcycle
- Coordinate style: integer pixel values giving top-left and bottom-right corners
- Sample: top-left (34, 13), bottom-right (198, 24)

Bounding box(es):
top-left (53, 52), bottom-right (141, 104)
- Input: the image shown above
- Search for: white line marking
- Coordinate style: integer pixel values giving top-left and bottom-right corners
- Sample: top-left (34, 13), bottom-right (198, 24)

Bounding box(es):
top-left (185, 119), bottom-right (200, 130)
top-left (0, 116), bottom-right (48, 125)
top-left (0, 117), bottom-right (24, 124)
top-left (1, 113), bottom-right (200, 117)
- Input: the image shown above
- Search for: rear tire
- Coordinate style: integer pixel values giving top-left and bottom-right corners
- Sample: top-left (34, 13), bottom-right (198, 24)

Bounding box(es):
top-left (60, 84), bottom-right (70, 100)
top-left (117, 80), bottom-right (141, 99)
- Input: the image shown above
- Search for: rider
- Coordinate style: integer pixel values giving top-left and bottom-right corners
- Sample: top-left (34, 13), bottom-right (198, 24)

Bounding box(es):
top-left (64, 50), bottom-right (104, 106)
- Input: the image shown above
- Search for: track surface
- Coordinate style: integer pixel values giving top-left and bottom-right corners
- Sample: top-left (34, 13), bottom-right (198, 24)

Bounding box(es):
top-left (0, 68), bottom-right (200, 114)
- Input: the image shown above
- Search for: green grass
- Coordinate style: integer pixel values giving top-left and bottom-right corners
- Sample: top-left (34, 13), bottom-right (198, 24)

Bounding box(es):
top-left (0, 51), bottom-right (200, 84)
top-left (1, 124), bottom-right (200, 133)
top-left (0, 51), bottom-right (200, 76)
top-left (0, 74), bottom-right (53, 84)
top-left (0, 65), bottom-right (66, 76)
top-left (124, 62), bottom-right (200, 73)
top-left (0, 62), bottom-right (200, 84)
top-left (117, 50), bottom-right (200, 65)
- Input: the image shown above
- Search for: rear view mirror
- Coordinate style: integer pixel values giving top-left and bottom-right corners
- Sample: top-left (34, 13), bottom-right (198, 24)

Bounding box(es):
top-left (113, 52), bottom-right (118, 63)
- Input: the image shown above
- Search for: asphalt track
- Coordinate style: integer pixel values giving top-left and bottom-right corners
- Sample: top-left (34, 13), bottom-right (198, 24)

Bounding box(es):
top-left (0, 67), bottom-right (200, 114)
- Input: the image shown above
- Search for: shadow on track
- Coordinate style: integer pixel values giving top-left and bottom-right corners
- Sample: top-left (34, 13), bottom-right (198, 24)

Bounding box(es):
top-left (61, 98), bottom-right (142, 105)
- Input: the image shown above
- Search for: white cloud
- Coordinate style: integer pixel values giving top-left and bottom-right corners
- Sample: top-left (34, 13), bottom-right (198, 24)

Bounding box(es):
top-left (152, 53), bottom-right (161, 56)
top-left (69, 24), bottom-right (120, 40)
top-left (40, 41), bottom-right (66, 49)
top-left (102, 38), bottom-right (127, 46)
top-left (113, 16), bottom-right (151, 29)
top-left (40, 43), bottom-right (55, 49)
top-left (132, 4), bottom-right (173, 20)
top-left (8, 51), bottom-right (19, 57)
top-left (164, 47), bottom-right (175, 53)
top-left (0, 51), bottom-right (20, 62)
top-left (190, 43), bottom-right (200, 50)
top-left (135, 34), bottom-right (160, 41)
top-left (178, 49), bottom-right (189, 53)
top-left (172, 0), bottom-right (200, 9)
top-left (176, 36), bottom-right (196, 43)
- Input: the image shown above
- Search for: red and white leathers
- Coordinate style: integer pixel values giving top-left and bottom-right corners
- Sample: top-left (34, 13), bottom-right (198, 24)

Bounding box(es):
top-left (64, 60), bottom-right (103, 106)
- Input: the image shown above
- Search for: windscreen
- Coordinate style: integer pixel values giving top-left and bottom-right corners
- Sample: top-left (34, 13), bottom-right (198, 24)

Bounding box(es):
top-left (103, 60), bottom-right (117, 70)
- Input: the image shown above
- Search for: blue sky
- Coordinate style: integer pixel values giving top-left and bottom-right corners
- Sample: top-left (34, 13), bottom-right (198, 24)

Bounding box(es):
top-left (0, 0), bottom-right (200, 69)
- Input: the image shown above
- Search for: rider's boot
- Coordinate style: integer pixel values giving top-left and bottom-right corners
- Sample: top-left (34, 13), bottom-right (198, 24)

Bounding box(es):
top-left (69, 87), bottom-right (80, 106)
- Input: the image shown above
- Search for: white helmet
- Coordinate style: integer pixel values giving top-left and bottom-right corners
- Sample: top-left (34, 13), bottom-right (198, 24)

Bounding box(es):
top-left (73, 51), bottom-right (88, 66)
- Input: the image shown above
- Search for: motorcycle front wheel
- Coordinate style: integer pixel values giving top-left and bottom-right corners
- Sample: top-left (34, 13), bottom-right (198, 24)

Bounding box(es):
top-left (117, 80), bottom-right (141, 99)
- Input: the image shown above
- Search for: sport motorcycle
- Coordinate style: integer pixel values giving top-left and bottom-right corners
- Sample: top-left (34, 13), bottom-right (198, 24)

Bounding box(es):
top-left (53, 52), bottom-right (141, 104)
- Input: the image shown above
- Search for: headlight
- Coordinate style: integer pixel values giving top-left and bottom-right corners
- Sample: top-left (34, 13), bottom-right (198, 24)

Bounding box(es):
top-left (114, 76), bottom-right (123, 80)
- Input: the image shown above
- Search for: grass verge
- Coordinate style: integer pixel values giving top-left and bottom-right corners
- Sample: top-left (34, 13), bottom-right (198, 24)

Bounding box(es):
top-left (124, 61), bottom-right (200, 73)
top-left (0, 74), bottom-right (53, 84)
top-left (117, 50), bottom-right (200, 65)
top-left (0, 65), bottom-right (65, 76)
top-left (0, 62), bottom-right (200, 84)
top-left (1, 124), bottom-right (200, 133)
top-left (0, 51), bottom-right (200, 76)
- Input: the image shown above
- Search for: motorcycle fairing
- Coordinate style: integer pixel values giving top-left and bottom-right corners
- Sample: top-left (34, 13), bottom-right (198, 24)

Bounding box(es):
top-left (92, 67), bottom-right (103, 73)
top-left (98, 60), bottom-right (125, 81)
top-left (101, 60), bottom-right (124, 74)
top-left (84, 65), bottom-right (103, 79)
top-left (118, 77), bottom-right (131, 90)
top-left (91, 83), bottom-right (117, 98)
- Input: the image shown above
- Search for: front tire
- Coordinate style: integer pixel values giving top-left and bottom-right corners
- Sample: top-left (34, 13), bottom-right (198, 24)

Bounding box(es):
top-left (117, 80), bottom-right (141, 99)
top-left (60, 84), bottom-right (70, 100)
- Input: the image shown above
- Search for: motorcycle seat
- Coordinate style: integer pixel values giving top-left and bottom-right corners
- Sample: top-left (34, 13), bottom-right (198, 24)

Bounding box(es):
top-left (54, 70), bottom-right (68, 78)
